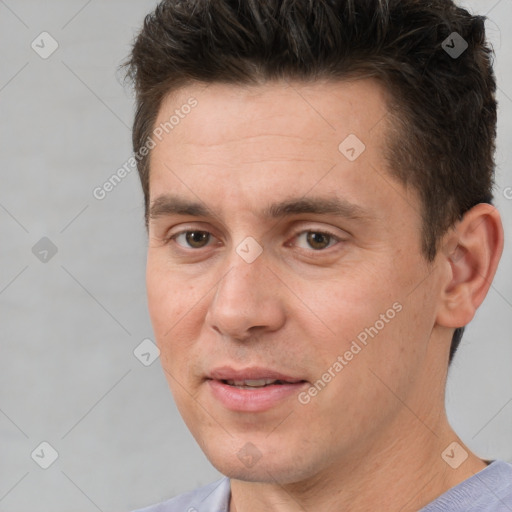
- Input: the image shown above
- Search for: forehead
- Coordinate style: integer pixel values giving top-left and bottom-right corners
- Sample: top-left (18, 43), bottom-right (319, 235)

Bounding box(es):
top-left (153, 78), bottom-right (391, 150)
top-left (147, 79), bottom-right (419, 231)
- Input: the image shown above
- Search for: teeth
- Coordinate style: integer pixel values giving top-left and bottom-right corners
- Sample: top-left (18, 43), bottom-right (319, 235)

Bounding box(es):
top-left (226, 379), bottom-right (279, 387)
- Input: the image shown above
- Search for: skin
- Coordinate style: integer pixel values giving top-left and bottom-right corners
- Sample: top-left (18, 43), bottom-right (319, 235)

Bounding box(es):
top-left (146, 79), bottom-right (503, 512)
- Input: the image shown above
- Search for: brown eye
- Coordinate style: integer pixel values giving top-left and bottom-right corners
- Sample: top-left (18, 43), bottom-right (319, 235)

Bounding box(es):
top-left (185, 231), bottom-right (210, 248)
top-left (306, 232), bottom-right (331, 250)
top-left (172, 230), bottom-right (212, 249)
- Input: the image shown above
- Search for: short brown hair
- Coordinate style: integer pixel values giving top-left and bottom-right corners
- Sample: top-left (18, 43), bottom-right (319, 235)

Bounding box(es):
top-left (124, 0), bottom-right (497, 363)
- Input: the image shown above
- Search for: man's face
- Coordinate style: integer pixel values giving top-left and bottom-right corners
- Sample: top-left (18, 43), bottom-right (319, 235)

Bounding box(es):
top-left (146, 80), bottom-right (447, 484)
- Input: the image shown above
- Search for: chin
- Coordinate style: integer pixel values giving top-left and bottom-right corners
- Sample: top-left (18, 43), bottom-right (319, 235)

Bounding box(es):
top-left (201, 438), bottom-right (322, 485)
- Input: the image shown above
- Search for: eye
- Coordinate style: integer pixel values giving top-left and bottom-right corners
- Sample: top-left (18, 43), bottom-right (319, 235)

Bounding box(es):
top-left (293, 230), bottom-right (340, 250)
top-left (171, 230), bottom-right (214, 249)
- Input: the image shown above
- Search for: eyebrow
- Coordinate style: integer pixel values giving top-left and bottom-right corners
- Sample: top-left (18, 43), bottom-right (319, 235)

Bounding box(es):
top-left (149, 194), bottom-right (373, 222)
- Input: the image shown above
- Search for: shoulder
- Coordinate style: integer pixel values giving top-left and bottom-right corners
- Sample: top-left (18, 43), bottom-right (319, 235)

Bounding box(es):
top-left (131, 477), bottom-right (231, 512)
top-left (421, 460), bottom-right (512, 512)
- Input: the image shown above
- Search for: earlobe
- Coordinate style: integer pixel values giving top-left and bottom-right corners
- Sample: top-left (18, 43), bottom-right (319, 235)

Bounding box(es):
top-left (436, 203), bottom-right (504, 329)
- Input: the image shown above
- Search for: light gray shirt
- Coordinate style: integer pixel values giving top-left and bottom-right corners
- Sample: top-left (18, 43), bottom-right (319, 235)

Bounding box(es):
top-left (133, 460), bottom-right (512, 511)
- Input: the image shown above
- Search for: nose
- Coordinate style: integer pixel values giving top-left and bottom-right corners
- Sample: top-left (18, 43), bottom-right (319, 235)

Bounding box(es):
top-left (205, 253), bottom-right (286, 342)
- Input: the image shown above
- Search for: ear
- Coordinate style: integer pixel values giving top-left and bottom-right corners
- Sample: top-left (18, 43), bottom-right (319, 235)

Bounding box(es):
top-left (436, 203), bottom-right (504, 329)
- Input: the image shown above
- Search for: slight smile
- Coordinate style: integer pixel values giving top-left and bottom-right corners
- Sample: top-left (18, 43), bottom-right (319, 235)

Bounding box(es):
top-left (206, 366), bottom-right (309, 412)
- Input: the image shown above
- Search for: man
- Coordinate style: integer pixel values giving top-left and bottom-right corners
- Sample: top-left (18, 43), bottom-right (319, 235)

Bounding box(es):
top-left (124, 0), bottom-right (512, 510)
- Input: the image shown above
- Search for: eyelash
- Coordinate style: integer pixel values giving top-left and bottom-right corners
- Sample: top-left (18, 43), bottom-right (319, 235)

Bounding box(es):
top-left (167, 228), bottom-right (342, 252)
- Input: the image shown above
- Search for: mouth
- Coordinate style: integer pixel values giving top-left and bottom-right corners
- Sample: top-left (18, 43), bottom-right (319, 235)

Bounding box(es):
top-left (206, 367), bottom-right (309, 412)
top-left (220, 378), bottom-right (306, 389)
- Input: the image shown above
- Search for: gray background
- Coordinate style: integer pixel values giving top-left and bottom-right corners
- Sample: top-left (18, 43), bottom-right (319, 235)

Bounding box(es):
top-left (0, 1), bottom-right (510, 511)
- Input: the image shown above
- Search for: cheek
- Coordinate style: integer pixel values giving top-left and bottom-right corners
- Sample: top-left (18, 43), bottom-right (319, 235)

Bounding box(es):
top-left (146, 259), bottom-right (188, 354)
top-left (146, 262), bottom-right (172, 334)
top-left (301, 266), bottom-right (396, 336)
top-left (146, 257), bottom-right (208, 375)
top-left (146, 252), bottom-right (194, 325)
top-left (291, 261), bottom-right (421, 389)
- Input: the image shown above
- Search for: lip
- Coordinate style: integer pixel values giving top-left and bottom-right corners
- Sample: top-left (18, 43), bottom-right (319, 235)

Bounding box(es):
top-left (208, 366), bottom-right (304, 382)
top-left (206, 366), bottom-right (308, 412)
